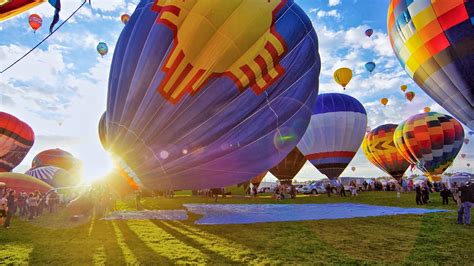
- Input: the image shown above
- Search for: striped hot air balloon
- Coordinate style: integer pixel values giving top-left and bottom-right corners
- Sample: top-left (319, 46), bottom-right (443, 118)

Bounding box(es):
top-left (387, 0), bottom-right (474, 130)
top-left (393, 112), bottom-right (464, 181)
top-left (32, 148), bottom-right (79, 171)
top-left (25, 166), bottom-right (74, 187)
top-left (363, 124), bottom-right (410, 181)
top-left (0, 112), bottom-right (35, 172)
top-left (298, 93), bottom-right (367, 180)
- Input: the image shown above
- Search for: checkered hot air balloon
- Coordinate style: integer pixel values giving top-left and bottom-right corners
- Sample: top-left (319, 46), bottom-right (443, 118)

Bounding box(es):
top-left (393, 112), bottom-right (464, 181)
top-left (0, 112), bottom-right (35, 172)
top-left (101, 0), bottom-right (320, 190)
top-left (363, 124), bottom-right (410, 181)
top-left (297, 93), bottom-right (367, 180)
top-left (387, 0), bottom-right (474, 130)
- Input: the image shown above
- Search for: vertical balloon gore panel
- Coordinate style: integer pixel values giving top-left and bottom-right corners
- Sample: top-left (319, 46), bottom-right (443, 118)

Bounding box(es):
top-left (103, 0), bottom-right (320, 190)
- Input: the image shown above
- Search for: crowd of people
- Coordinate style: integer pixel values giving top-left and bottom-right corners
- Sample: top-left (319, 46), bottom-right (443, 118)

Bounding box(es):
top-left (0, 188), bottom-right (60, 228)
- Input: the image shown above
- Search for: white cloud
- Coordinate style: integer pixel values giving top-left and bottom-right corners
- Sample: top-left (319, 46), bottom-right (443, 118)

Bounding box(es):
top-left (328, 0), bottom-right (342, 7)
top-left (316, 9), bottom-right (341, 19)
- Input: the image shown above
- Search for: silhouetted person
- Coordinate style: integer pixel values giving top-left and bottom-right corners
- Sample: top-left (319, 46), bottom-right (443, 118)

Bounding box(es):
top-left (415, 185), bottom-right (423, 205)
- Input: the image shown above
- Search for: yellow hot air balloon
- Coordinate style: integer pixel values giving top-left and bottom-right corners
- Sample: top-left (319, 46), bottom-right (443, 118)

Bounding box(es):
top-left (380, 98), bottom-right (388, 106)
top-left (400, 85), bottom-right (407, 92)
top-left (423, 107), bottom-right (431, 113)
top-left (333, 68), bottom-right (352, 90)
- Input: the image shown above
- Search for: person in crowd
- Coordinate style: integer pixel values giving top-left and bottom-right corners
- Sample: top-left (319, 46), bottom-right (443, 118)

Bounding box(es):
top-left (4, 190), bottom-right (16, 228)
top-left (459, 182), bottom-right (473, 225)
top-left (289, 184), bottom-right (296, 199)
top-left (440, 184), bottom-right (450, 205)
top-left (47, 190), bottom-right (60, 213)
top-left (350, 181), bottom-right (358, 196)
top-left (422, 183), bottom-right (430, 204)
top-left (135, 190), bottom-right (143, 209)
top-left (27, 192), bottom-right (39, 220)
top-left (363, 180), bottom-right (368, 191)
top-left (325, 183), bottom-right (331, 197)
top-left (415, 184), bottom-right (423, 205)
top-left (452, 187), bottom-right (463, 224)
top-left (251, 185), bottom-right (258, 198)
top-left (339, 183), bottom-right (346, 197)
top-left (0, 195), bottom-right (7, 226)
top-left (17, 192), bottom-right (27, 218)
top-left (408, 180), bottom-right (414, 192)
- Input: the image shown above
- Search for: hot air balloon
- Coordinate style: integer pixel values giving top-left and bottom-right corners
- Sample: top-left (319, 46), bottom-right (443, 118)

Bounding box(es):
top-left (365, 28), bottom-right (373, 38)
top-left (365, 62), bottom-right (376, 73)
top-left (120, 14), bottom-right (130, 24)
top-left (393, 112), bottom-right (464, 182)
top-left (363, 124), bottom-right (410, 181)
top-left (469, 131), bottom-right (474, 136)
top-left (28, 14), bottom-right (42, 32)
top-left (97, 42), bottom-right (108, 57)
top-left (298, 93), bottom-right (367, 180)
top-left (333, 67), bottom-right (352, 90)
top-left (464, 138), bottom-right (470, 145)
top-left (351, 166), bottom-right (356, 172)
top-left (101, 0), bottom-right (320, 190)
top-left (468, 163), bottom-right (471, 167)
top-left (380, 98), bottom-right (388, 106)
top-left (32, 148), bottom-right (79, 171)
top-left (461, 154), bottom-right (466, 159)
top-left (388, 0), bottom-right (474, 130)
top-left (0, 112), bottom-right (35, 172)
top-left (423, 107), bottom-right (431, 113)
top-left (405, 91), bottom-right (415, 102)
top-left (250, 172), bottom-right (266, 188)
top-left (1, 0), bottom-right (61, 32)
top-left (0, 173), bottom-right (52, 194)
top-left (25, 166), bottom-right (78, 187)
top-left (400, 85), bottom-right (407, 92)
top-left (269, 147), bottom-right (306, 185)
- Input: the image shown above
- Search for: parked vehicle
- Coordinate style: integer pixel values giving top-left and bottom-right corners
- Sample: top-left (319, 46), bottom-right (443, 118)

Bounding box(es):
top-left (299, 181), bottom-right (327, 194)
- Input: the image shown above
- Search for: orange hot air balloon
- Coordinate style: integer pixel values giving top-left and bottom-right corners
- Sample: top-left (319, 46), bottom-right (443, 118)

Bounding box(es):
top-left (121, 14), bottom-right (130, 24)
top-left (423, 107), bottom-right (431, 113)
top-left (28, 13), bottom-right (42, 32)
top-left (400, 85), bottom-right (407, 92)
top-left (380, 98), bottom-right (388, 106)
top-left (333, 68), bottom-right (352, 90)
top-left (405, 91), bottom-right (415, 102)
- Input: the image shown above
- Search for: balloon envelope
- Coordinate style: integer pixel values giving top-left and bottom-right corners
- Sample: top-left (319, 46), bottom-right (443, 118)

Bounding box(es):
top-left (269, 147), bottom-right (306, 184)
top-left (365, 62), bottom-right (376, 73)
top-left (0, 0), bottom-right (46, 22)
top-left (400, 85), bottom-right (407, 92)
top-left (380, 98), bottom-right (388, 106)
top-left (388, 0), bottom-right (474, 130)
top-left (121, 14), bottom-right (130, 24)
top-left (364, 124), bottom-right (410, 181)
top-left (365, 29), bottom-right (373, 37)
top-left (28, 13), bottom-right (42, 31)
top-left (298, 93), bottom-right (367, 180)
top-left (97, 42), bottom-right (108, 57)
top-left (394, 112), bottom-right (464, 180)
top-left (102, 0), bottom-right (320, 190)
top-left (405, 91), bottom-right (415, 102)
top-left (0, 112), bottom-right (35, 172)
top-left (0, 172), bottom-right (52, 194)
top-left (32, 148), bottom-right (78, 171)
top-left (333, 67), bottom-right (352, 89)
top-left (25, 166), bottom-right (78, 188)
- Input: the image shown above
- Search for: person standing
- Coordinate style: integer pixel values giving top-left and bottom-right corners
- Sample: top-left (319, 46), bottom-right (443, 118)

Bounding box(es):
top-left (415, 185), bottom-right (423, 205)
top-left (440, 184), bottom-right (450, 205)
top-left (325, 183), bottom-right (331, 197)
top-left (27, 193), bottom-right (38, 220)
top-left (4, 190), bottom-right (16, 228)
top-left (459, 182), bottom-right (473, 225)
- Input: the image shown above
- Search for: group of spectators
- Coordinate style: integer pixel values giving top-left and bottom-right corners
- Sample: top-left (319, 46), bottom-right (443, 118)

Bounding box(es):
top-left (0, 188), bottom-right (60, 228)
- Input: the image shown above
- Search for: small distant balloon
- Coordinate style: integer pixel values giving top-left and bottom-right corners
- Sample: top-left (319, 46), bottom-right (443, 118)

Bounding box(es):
top-left (468, 163), bottom-right (471, 167)
top-left (423, 107), bottom-right (431, 113)
top-left (405, 91), bottom-right (415, 102)
top-left (351, 166), bottom-right (356, 172)
top-left (28, 14), bottom-right (42, 33)
top-left (365, 29), bottom-right (373, 38)
top-left (461, 154), bottom-right (466, 159)
top-left (121, 14), bottom-right (130, 24)
top-left (333, 68), bottom-right (352, 90)
top-left (465, 138), bottom-right (470, 145)
top-left (380, 98), bottom-right (388, 106)
top-left (400, 85), bottom-right (407, 92)
top-left (365, 62), bottom-right (376, 73)
top-left (97, 42), bottom-right (108, 57)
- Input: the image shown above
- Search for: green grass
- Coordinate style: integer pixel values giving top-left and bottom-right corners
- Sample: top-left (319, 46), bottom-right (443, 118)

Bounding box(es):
top-left (1, 191), bottom-right (473, 265)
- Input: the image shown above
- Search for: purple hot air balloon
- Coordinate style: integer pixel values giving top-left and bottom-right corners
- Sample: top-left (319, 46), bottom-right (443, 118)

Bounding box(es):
top-left (101, 0), bottom-right (321, 190)
top-left (365, 28), bottom-right (373, 38)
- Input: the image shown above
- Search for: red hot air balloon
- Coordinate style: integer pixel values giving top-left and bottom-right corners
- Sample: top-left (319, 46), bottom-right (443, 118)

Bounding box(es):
top-left (121, 14), bottom-right (130, 24)
top-left (0, 112), bottom-right (35, 172)
top-left (28, 13), bottom-right (42, 32)
top-left (0, 173), bottom-right (52, 194)
top-left (405, 91), bottom-right (415, 102)
top-left (32, 148), bottom-right (78, 171)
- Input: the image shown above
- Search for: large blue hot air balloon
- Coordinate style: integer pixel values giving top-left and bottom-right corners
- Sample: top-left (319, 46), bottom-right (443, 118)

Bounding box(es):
top-left (297, 93), bottom-right (367, 180)
top-left (101, 0), bottom-right (321, 190)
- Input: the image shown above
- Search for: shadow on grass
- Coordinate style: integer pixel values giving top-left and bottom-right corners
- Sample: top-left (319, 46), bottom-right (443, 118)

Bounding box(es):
top-left (114, 221), bottom-right (173, 264)
top-left (150, 220), bottom-right (238, 264)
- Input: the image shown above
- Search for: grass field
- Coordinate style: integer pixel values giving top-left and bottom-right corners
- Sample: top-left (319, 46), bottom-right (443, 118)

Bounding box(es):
top-left (1, 190), bottom-right (473, 265)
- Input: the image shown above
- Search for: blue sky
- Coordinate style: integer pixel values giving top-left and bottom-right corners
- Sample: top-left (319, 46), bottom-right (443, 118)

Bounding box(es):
top-left (0, 0), bottom-right (472, 183)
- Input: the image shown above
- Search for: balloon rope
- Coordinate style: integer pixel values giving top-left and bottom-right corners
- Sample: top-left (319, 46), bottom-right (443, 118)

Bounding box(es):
top-left (0, 0), bottom-right (88, 74)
